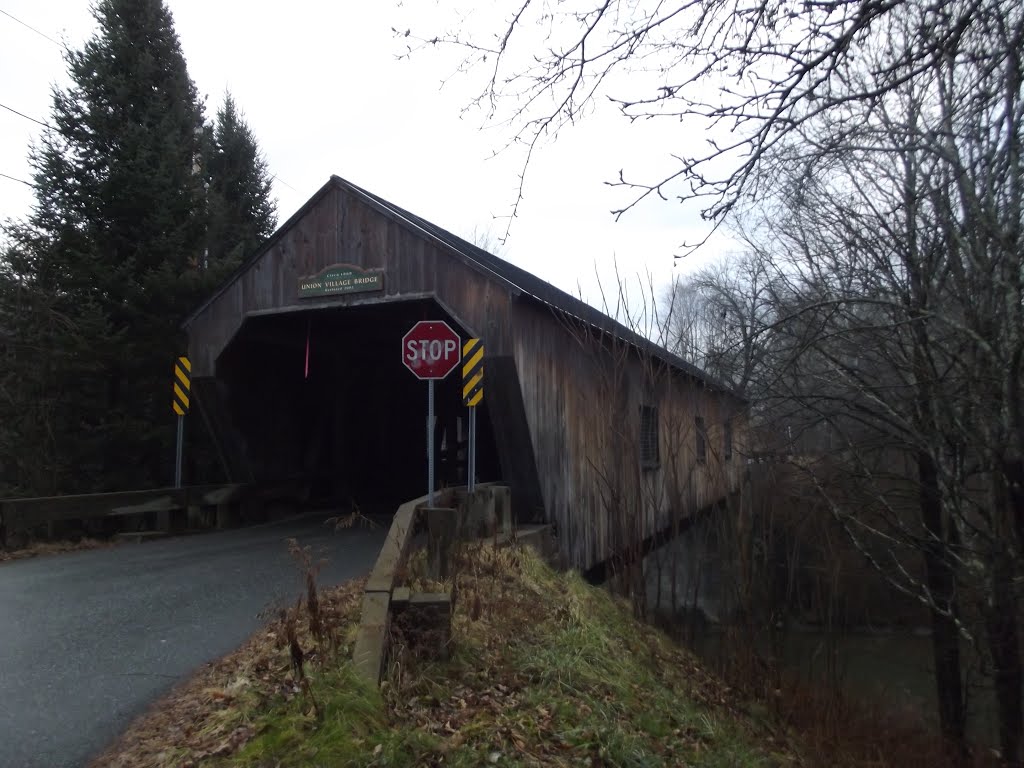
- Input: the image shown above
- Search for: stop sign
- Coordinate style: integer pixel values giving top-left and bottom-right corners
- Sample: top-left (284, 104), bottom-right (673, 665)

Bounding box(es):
top-left (402, 321), bottom-right (462, 380)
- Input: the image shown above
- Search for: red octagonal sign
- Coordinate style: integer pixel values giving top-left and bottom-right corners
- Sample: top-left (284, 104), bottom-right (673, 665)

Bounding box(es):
top-left (402, 320), bottom-right (462, 380)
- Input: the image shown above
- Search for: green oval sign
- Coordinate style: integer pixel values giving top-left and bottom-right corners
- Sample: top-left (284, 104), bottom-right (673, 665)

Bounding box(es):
top-left (298, 264), bottom-right (384, 298)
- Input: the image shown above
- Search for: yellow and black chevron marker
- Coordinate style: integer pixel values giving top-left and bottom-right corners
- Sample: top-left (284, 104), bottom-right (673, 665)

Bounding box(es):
top-left (172, 356), bottom-right (191, 416)
top-left (462, 338), bottom-right (483, 407)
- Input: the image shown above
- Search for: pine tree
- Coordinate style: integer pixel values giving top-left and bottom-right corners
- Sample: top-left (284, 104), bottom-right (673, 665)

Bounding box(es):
top-left (38, 0), bottom-right (206, 289)
top-left (4, 0), bottom-right (207, 491)
top-left (0, 235), bottom-right (116, 494)
top-left (1, 0), bottom-right (281, 495)
top-left (204, 93), bottom-right (278, 271)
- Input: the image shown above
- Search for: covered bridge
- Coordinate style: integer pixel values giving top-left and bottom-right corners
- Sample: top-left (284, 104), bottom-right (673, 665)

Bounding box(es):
top-left (184, 176), bottom-right (746, 572)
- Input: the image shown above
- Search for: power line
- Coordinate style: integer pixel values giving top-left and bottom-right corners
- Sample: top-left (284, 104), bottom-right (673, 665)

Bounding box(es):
top-left (0, 8), bottom-right (62, 47)
top-left (271, 173), bottom-right (296, 192)
top-left (0, 102), bottom-right (48, 128)
top-left (0, 172), bottom-right (32, 187)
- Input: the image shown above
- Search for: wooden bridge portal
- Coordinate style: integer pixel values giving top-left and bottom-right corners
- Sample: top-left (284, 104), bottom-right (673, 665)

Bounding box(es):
top-left (183, 176), bottom-right (746, 571)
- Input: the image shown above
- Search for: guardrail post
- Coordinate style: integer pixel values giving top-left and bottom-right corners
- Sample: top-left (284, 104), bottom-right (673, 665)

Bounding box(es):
top-left (425, 506), bottom-right (459, 581)
top-left (352, 593), bottom-right (391, 683)
top-left (0, 502), bottom-right (10, 547)
top-left (216, 500), bottom-right (235, 529)
top-left (0, 501), bottom-right (27, 547)
top-left (493, 486), bottom-right (512, 537)
top-left (353, 484), bottom-right (511, 686)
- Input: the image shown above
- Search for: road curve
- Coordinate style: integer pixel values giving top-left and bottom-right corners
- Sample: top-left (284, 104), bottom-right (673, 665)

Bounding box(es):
top-left (0, 512), bottom-right (388, 768)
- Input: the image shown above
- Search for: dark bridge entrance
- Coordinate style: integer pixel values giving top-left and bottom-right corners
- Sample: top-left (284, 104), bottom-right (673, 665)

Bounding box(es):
top-left (206, 299), bottom-right (501, 513)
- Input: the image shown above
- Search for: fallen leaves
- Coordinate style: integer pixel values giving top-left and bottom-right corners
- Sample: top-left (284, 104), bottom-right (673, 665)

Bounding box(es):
top-left (0, 537), bottom-right (115, 562)
top-left (88, 541), bottom-right (801, 768)
top-left (87, 578), bottom-right (364, 767)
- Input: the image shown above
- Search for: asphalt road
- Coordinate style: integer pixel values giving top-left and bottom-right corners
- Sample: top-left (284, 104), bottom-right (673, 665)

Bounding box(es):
top-left (0, 512), bottom-right (388, 768)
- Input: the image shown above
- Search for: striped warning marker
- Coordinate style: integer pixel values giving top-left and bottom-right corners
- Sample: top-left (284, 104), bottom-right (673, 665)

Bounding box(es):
top-left (462, 338), bottom-right (483, 407)
top-left (172, 356), bottom-right (191, 416)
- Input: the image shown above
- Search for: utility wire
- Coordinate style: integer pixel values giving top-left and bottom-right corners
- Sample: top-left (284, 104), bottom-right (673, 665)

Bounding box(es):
top-left (0, 171), bottom-right (32, 186)
top-left (271, 173), bottom-right (296, 192)
top-left (4, 104), bottom-right (288, 194)
top-left (0, 102), bottom-right (48, 128)
top-left (0, 8), bottom-right (62, 47)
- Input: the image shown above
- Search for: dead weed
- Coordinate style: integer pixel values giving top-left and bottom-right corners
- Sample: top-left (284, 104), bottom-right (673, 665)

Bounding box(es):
top-left (0, 537), bottom-right (114, 563)
top-left (87, 578), bottom-right (364, 768)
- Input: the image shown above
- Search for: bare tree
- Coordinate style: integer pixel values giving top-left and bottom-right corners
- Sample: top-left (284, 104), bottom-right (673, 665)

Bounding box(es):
top-left (465, 223), bottom-right (507, 255)
top-left (407, 0), bottom-right (1023, 758)
top-left (702, 29), bottom-right (1022, 752)
top-left (667, 253), bottom-right (774, 399)
top-left (401, 0), bottom-right (1018, 243)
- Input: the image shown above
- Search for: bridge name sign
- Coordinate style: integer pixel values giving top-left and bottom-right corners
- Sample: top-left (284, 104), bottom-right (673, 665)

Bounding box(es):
top-left (298, 264), bottom-right (384, 298)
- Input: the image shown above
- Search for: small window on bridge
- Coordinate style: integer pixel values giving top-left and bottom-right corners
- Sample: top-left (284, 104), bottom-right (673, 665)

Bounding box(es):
top-left (724, 420), bottom-right (733, 461)
top-left (695, 415), bottom-right (707, 463)
top-left (640, 405), bottom-right (660, 469)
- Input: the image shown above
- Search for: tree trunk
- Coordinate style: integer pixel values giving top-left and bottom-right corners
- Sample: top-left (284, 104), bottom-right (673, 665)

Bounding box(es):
top-left (919, 450), bottom-right (967, 755)
top-left (987, 550), bottom-right (1022, 765)
top-left (1006, 457), bottom-right (1024, 564)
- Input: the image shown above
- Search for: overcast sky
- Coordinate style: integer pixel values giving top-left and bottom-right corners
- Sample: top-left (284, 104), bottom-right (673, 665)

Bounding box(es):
top-left (0, 1), bottom-right (732, 315)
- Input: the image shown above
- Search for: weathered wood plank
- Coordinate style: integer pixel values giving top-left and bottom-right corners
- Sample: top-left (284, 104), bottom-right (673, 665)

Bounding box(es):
top-left (108, 495), bottom-right (180, 516)
top-left (509, 298), bottom-right (746, 570)
top-left (0, 483), bottom-right (251, 543)
top-left (187, 181), bottom-right (516, 377)
top-left (352, 592), bottom-right (391, 684)
top-left (485, 355), bottom-right (546, 523)
top-left (363, 500), bottom-right (419, 594)
top-left (353, 485), bottom-right (464, 684)
top-left (2, 488), bottom-right (187, 537)
top-left (425, 507), bottom-right (459, 581)
top-left (200, 484), bottom-right (245, 506)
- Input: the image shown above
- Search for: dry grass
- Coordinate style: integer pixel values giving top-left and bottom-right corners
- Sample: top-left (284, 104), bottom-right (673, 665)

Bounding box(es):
top-left (670, 623), bottom-right (1002, 768)
top-left (0, 537), bottom-right (114, 563)
top-left (764, 673), bottom-right (1001, 768)
top-left (88, 577), bottom-right (365, 768)
top-left (377, 543), bottom-right (790, 767)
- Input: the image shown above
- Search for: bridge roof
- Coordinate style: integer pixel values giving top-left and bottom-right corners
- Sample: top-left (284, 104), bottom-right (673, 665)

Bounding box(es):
top-left (183, 175), bottom-right (744, 401)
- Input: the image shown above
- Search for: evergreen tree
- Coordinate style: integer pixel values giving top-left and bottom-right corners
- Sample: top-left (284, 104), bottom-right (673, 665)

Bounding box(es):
top-left (5, 1), bottom-right (197, 492)
top-left (36, 0), bottom-right (206, 292)
top-left (0, 0), bottom-right (280, 495)
top-left (0, 240), bottom-right (113, 495)
top-left (37, 0), bottom-right (205, 490)
top-left (204, 93), bottom-right (277, 270)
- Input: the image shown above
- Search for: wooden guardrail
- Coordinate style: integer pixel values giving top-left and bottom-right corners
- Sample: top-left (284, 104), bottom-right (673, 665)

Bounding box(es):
top-left (0, 485), bottom-right (238, 546)
top-left (352, 489), bottom-right (453, 684)
top-left (0, 476), bottom-right (312, 547)
top-left (352, 484), bottom-right (513, 685)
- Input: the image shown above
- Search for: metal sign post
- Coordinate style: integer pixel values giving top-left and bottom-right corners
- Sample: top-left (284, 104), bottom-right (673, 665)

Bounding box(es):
top-left (468, 409), bottom-right (475, 493)
top-left (462, 338), bottom-right (484, 492)
top-left (402, 321), bottom-right (462, 505)
top-left (175, 416), bottom-right (185, 489)
top-left (171, 356), bottom-right (192, 489)
top-left (427, 379), bottom-right (435, 506)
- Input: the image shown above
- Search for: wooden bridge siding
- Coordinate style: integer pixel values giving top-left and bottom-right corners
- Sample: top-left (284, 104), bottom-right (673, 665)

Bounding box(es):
top-left (507, 302), bottom-right (575, 555)
top-left (184, 180), bottom-right (745, 571)
top-left (185, 183), bottom-right (539, 499)
top-left (187, 185), bottom-right (515, 377)
top-left (509, 300), bottom-right (742, 571)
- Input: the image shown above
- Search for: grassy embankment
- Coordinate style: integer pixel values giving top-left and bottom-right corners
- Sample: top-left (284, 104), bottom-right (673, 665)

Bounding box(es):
top-left (92, 540), bottom-right (953, 768)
